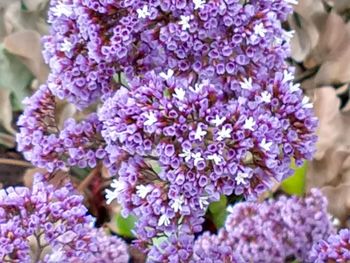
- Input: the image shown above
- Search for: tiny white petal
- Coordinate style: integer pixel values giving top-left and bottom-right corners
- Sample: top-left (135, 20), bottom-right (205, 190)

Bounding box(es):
top-left (193, 0), bottom-right (206, 10)
top-left (207, 154), bottom-right (222, 165)
top-left (211, 115), bottom-right (226, 127)
top-left (243, 117), bottom-right (256, 131)
top-left (171, 196), bottom-right (184, 213)
top-left (261, 91), bottom-right (272, 103)
top-left (179, 149), bottom-right (193, 162)
top-left (260, 138), bottom-right (273, 151)
top-left (51, 3), bottom-right (73, 17)
top-left (290, 83), bottom-right (300, 93)
top-left (192, 152), bottom-right (204, 166)
top-left (144, 112), bottom-right (157, 126)
top-left (60, 39), bottom-right (73, 52)
top-left (105, 189), bottom-right (118, 205)
top-left (254, 23), bottom-right (267, 38)
top-left (173, 88), bottom-right (186, 101)
top-left (235, 172), bottom-right (250, 185)
top-left (137, 5), bottom-right (150, 19)
top-left (285, 0), bottom-right (298, 5)
top-left (136, 184), bottom-right (153, 199)
top-left (179, 15), bottom-right (191, 31)
top-left (302, 96), bottom-right (313, 108)
top-left (158, 214), bottom-right (171, 226)
top-left (240, 78), bottom-right (253, 90)
top-left (199, 196), bottom-right (209, 210)
top-left (217, 126), bottom-right (232, 141)
top-left (283, 70), bottom-right (294, 83)
top-left (195, 125), bottom-right (207, 141)
top-left (160, 69), bottom-right (174, 80)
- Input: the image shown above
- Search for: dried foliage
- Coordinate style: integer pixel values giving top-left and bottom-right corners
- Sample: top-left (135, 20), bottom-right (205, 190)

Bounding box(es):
top-left (290, 0), bottom-right (350, 226)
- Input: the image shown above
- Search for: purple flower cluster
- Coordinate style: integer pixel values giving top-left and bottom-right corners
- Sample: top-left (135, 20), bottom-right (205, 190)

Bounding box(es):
top-left (0, 173), bottom-right (128, 263)
top-left (193, 189), bottom-right (334, 262)
top-left (17, 85), bottom-right (106, 172)
top-left (16, 0), bottom-right (319, 259)
top-left (42, 0), bottom-right (295, 108)
top-left (101, 68), bottom-right (316, 250)
top-left (311, 229), bottom-right (350, 263)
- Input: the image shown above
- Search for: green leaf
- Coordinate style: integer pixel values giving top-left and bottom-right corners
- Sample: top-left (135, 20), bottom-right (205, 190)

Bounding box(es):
top-left (0, 44), bottom-right (33, 110)
top-left (209, 195), bottom-right (228, 228)
top-left (281, 160), bottom-right (307, 196)
top-left (212, 210), bottom-right (228, 228)
top-left (209, 195), bottom-right (227, 214)
top-left (115, 213), bottom-right (136, 238)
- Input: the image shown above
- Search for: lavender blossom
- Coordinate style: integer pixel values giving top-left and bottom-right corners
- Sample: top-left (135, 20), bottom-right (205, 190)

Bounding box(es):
top-left (43, 0), bottom-right (295, 108)
top-left (0, 173), bottom-right (129, 262)
top-left (193, 189), bottom-right (334, 262)
top-left (311, 229), bottom-right (350, 263)
top-left (16, 85), bottom-right (106, 172)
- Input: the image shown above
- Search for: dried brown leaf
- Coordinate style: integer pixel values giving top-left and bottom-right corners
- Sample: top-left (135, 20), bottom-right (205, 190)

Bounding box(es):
top-left (289, 0), bottom-right (325, 62)
top-left (4, 30), bottom-right (49, 82)
top-left (321, 184), bottom-right (350, 224)
top-left (0, 89), bottom-right (15, 134)
top-left (313, 87), bottom-right (342, 159)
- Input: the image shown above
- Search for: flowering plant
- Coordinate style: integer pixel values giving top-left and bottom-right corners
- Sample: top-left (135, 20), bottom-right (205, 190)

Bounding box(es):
top-left (11, 0), bottom-right (343, 262)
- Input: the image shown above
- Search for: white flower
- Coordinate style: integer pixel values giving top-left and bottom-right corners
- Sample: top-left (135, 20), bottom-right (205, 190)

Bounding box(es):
top-left (217, 126), bottom-right (232, 141)
top-left (211, 115), bottom-right (226, 127)
top-left (105, 179), bottom-right (126, 205)
top-left (195, 125), bottom-right (207, 141)
top-left (179, 149), bottom-right (193, 162)
top-left (283, 70), bottom-right (294, 83)
top-left (136, 184), bottom-right (153, 199)
top-left (285, 0), bottom-right (298, 5)
top-left (60, 39), bottom-right (73, 52)
top-left (283, 30), bottom-right (295, 42)
top-left (290, 83), bottom-right (300, 93)
top-left (171, 196), bottom-right (184, 213)
top-left (199, 196), bottom-right (209, 210)
top-left (207, 154), bottom-right (222, 165)
top-left (243, 117), bottom-right (256, 131)
top-left (105, 189), bottom-right (118, 205)
top-left (144, 111), bottom-right (157, 126)
top-left (179, 15), bottom-right (191, 31)
top-left (158, 214), bottom-right (170, 226)
top-left (137, 5), bottom-right (150, 19)
top-left (173, 88), bottom-right (186, 101)
top-left (51, 2), bottom-right (73, 17)
top-left (254, 23), bottom-right (267, 37)
top-left (235, 172), bottom-right (250, 185)
top-left (192, 152), bottom-right (204, 166)
top-left (160, 69), bottom-right (174, 80)
top-left (193, 0), bottom-right (206, 9)
top-left (302, 96), bottom-right (313, 108)
top-left (261, 91), bottom-right (272, 103)
top-left (226, 206), bottom-right (234, 213)
top-left (260, 138), bottom-right (272, 151)
top-left (240, 77), bottom-right (253, 90)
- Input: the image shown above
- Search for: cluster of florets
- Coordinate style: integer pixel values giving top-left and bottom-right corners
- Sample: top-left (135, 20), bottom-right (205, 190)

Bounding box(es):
top-left (0, 173), bottom-right (129, 263)
top-left (42, 0), bottom-right (294, 108)
top-left (16, 85), bottom-right (106, 172)
top-left (16, 0), bottom-right (319, 259)
top-left (193, 189), bottom-right (335, 262)
top-left (311, 229), bottom-right (350, 263)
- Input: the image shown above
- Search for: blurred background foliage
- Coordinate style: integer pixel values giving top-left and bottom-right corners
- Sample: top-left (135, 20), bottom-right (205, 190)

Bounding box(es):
top-left (1, 1), bottom-right (350, 260)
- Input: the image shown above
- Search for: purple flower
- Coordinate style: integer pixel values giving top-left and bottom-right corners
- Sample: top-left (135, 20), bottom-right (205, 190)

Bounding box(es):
top-left (193, 189), bottom-right (334, 262)
top-left (0, 173), bottom-right (129, 262)
top-left (311, 229), bottom-right (350, 263)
